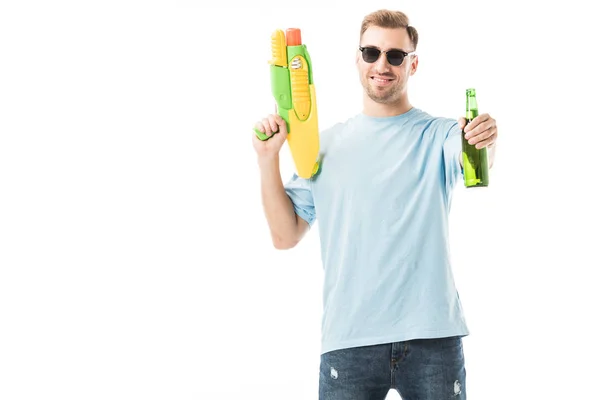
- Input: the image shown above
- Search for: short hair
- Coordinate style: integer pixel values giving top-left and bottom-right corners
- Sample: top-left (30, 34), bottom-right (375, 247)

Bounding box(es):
top-left (360, 9), bottom-right (419, 50)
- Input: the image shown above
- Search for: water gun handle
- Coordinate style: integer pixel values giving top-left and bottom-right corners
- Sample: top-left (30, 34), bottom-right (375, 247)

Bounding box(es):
top-left (254, 127), bottom-right (274, 141)
top-left (254, 108), bottom-right (287, 140)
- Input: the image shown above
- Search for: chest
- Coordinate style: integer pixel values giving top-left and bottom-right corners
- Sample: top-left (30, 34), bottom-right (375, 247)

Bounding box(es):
top-left (312, 124), bottom-right (441, 196)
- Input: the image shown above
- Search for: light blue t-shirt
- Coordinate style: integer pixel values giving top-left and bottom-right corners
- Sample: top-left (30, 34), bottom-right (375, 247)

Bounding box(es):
top-left (284, 107), bottom-right (469, 355)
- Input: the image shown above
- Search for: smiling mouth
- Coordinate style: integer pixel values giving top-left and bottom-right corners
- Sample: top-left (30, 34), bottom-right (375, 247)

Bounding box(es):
top-left (371, 76), bottom-right (394, 83)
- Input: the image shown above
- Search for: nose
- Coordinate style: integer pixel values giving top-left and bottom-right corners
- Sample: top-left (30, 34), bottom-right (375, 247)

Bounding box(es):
top-left (373, 53), bottom-right (391, 72)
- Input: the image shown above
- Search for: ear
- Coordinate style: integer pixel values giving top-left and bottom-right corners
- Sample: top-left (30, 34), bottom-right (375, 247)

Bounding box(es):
top-left (409, 55), bottom-right (419, 76)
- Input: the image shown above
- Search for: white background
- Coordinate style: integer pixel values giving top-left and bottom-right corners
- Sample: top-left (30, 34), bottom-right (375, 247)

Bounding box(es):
top-left (1, 1), bottom-right (598, 399)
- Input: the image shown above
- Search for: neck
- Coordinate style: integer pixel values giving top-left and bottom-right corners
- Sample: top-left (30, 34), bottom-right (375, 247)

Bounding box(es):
top-left (362, 92), bottom-right (412, 117)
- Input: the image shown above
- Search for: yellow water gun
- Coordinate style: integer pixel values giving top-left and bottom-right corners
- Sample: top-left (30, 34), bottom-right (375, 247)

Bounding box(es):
top-left (254, 28), bottom-right (320, 179)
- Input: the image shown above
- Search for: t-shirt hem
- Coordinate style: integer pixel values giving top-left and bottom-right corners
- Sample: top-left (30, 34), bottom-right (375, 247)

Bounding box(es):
top-left (320, 327), bottom-right (470, 355)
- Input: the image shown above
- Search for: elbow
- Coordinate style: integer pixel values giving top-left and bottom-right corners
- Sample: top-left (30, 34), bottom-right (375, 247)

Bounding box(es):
top-left (271, 234), bottom-right (299, 250)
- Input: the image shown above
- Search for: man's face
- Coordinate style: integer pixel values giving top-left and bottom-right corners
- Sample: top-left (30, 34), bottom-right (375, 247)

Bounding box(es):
top-left (356, 26), bottom-right (418, 105)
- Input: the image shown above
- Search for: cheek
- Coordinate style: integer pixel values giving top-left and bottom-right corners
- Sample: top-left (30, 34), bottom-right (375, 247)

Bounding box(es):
top-left (360, 66), bottom-right (371, 77)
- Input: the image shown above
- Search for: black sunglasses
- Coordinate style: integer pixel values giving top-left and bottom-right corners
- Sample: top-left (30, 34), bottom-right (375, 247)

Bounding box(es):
top-left (358, 46), bottom-right (416, 66)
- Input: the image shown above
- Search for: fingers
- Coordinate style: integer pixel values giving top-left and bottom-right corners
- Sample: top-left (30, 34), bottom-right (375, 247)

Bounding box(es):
top-left (463, 113), bottom-right (497, 149)
top-left (464, 113), bottom-right (490, 133)
top-left (271, 114), bottom-right (287, 135)
top-left (254, 114), bottom-right (287, 140)
top-left (467, 126), bottom-right (497, 148)
top-left (457, 116), bottom-right (466, 130)
top-left (267, 114), bottom-right (281, 133)
top-left (464, 119), bottom-right (494, 140)
top-left (463, 114), bottom-right (493, 139)
top-left (474, 132), bottom-right (497, 149)
top-left (255, 118), bottom-right (273, 139)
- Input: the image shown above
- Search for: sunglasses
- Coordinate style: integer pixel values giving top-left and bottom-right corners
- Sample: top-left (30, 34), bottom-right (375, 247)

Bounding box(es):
top-left (358, 46), bottom-right (416, 66)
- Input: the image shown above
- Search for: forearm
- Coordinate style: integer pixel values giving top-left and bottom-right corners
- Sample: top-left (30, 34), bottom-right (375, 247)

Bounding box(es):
top-left (258, 155), bottom-right (302, 248)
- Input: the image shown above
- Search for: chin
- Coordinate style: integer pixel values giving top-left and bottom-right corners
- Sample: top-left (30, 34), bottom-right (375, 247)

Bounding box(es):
top-left (368, 89), bottom-right (400, 104)
top-left (367, 91), bottom-right (390, 103)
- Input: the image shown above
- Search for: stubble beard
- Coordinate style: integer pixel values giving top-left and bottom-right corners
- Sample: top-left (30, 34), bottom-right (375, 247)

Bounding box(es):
top-left (363, 76), bottom-right (403, 105)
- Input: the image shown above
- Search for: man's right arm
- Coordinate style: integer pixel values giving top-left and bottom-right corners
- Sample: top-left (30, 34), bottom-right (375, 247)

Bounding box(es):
top-left (258, 154), bottom-right (310, 250)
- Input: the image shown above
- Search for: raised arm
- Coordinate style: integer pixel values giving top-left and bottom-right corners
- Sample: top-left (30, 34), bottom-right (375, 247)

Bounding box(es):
top-left (253, 113), bottom-right (311, 249)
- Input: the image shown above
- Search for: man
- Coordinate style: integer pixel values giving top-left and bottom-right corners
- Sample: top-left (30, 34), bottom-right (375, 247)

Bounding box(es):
top-left (252, 9), bottom-right (497, 400)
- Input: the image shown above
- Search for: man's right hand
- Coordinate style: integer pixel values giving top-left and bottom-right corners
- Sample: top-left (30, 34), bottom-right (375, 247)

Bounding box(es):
top-left (252, 113), bottom-right (288, 162)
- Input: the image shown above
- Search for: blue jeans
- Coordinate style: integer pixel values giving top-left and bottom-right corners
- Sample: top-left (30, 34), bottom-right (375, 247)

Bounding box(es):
top-left (319, 336), bottom-right (466, 399)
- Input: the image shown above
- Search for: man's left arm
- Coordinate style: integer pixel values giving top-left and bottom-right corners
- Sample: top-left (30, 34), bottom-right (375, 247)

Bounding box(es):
top-left (457, 113), bottom-right (498, 168)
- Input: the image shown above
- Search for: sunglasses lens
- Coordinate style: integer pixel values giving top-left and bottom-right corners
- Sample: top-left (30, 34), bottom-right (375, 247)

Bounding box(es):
top-left (386, 51), bottom-right (405, 66)
top-left (362, 47), bottom-right (380, 63)
top-left (361, 47), bottom-right (408, 66)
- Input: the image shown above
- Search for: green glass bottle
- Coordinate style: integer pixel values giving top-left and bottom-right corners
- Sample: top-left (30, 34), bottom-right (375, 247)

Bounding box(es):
top-left (462, 88), bottom-right (489, 187)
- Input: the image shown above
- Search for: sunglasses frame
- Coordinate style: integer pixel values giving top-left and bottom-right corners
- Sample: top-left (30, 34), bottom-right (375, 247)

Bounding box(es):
top-left (358, 46), bottom-right (417, 66)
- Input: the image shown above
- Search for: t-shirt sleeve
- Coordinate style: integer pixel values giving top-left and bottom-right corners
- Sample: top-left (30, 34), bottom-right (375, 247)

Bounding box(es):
top-left (443, 121), bottom-right (464, 192)
top-left (284, 173), bottom-right (317, 226)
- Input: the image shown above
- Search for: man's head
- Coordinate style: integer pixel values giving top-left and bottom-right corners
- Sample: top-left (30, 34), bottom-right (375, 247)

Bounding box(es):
top-left (356, 10), bottom-right (419, 108)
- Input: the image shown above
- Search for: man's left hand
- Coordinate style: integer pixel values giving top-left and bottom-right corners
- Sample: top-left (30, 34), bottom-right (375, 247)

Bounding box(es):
top-left (458, 113), bottom-right (498, 149)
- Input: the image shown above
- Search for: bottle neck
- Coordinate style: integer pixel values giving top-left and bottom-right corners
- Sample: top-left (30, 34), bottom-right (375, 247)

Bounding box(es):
top-left (466, 96), bottom-right (478, 120)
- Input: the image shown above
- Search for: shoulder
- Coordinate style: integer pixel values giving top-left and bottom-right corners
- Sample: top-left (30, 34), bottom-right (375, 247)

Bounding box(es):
top-left (412, 108), bottom-right (456, 129)
top-left (320, 114), bottom-right (361, 135)
top-left (318, 114), bottom-right (361, 147)
top-left (411, 109), bottom-right (460, 140)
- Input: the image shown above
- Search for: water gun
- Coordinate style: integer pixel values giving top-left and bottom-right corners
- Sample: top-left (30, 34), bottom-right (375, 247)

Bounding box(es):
top-left (254, 28), bottom-right (321, 179)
